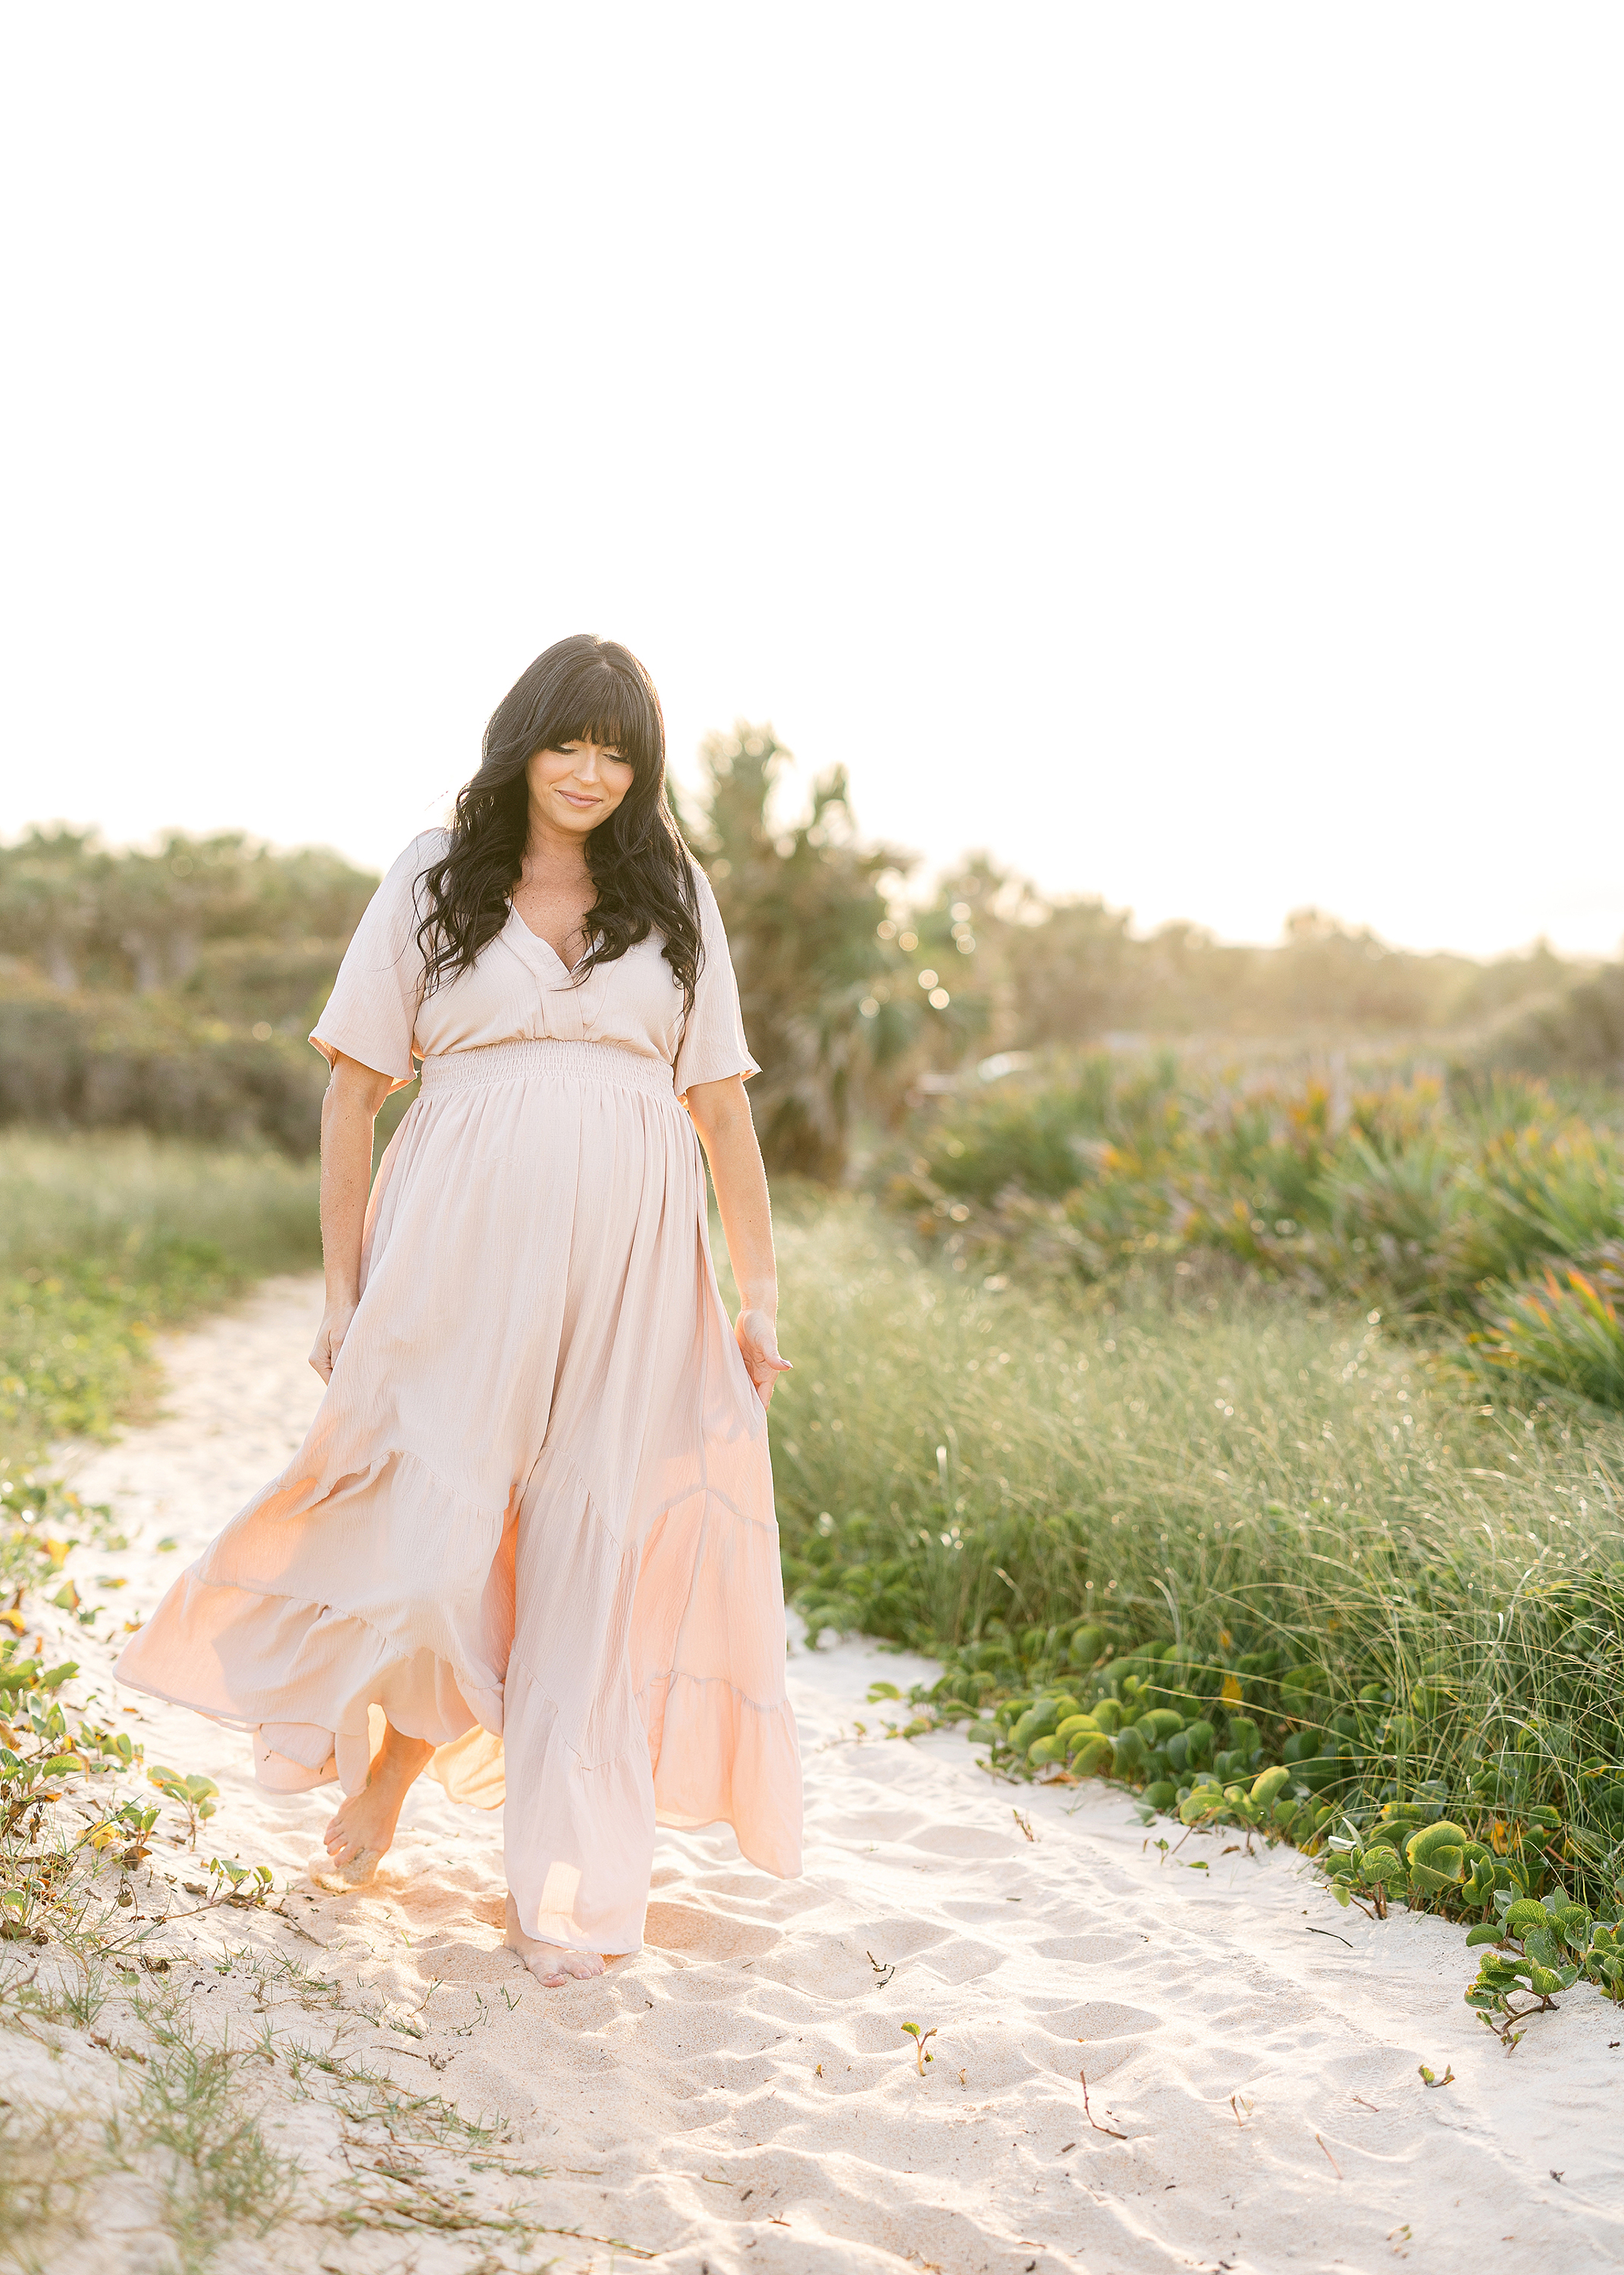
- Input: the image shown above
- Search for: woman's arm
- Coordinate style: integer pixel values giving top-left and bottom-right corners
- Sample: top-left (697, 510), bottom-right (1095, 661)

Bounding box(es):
top-left (309, 1052), bottom-right (394, 1382)
top-left (685, 1074), bottom-right (792, 1407)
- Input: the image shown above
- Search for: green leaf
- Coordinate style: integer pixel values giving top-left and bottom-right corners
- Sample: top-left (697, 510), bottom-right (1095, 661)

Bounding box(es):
top-left (1503, 1897), bottom-right (1549, 1935)
top-left (1250, 1765), bottom-right (1291, 1809)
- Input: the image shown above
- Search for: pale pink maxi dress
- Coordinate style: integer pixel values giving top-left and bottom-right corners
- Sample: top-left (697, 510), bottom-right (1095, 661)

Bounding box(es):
top-left (116, 833), bottom-right (803, 1956)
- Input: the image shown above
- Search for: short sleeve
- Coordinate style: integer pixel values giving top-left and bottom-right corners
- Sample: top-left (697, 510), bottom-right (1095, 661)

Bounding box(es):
top-left (672, 864), bottom-right (761, 1101)
top-left (309, 835), bottom-right (437, 1090)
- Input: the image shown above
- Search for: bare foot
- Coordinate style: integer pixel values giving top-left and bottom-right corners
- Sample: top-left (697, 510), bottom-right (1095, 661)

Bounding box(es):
top-left (503, 1892), bottom-right (607, 1987)
top-left (316, 1723), bottom-right (435, 1887)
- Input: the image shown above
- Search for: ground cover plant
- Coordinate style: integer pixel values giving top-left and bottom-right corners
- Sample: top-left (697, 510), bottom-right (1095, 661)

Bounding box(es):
top-left (762, 1194), bottom-right (1624, 2038)
top-left (0, 1131), bottom-right (320, 1467)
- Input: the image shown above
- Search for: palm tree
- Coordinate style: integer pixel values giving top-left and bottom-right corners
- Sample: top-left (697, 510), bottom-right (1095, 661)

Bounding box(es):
top-left (683, 724), bottom-right (925, 1179)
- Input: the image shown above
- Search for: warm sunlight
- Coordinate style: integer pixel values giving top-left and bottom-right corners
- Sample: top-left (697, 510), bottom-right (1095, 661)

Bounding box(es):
top-left (2, 14), bottom-right (1620, 2272)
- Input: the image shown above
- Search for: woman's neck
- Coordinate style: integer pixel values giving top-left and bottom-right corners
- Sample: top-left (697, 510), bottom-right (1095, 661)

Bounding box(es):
top-left (522, 816), bottom-right (593, 882)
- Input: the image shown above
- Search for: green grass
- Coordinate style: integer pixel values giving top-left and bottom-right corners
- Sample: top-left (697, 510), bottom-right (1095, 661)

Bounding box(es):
top-left (767, 1197), bottom-right (1624, 1918)
top-left (0, 1132), bottom-right (320, 1465)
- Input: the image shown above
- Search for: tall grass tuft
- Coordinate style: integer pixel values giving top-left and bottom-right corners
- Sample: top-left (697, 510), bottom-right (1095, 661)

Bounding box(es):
top-left (766, 1197), bottom-right (1624, 1905)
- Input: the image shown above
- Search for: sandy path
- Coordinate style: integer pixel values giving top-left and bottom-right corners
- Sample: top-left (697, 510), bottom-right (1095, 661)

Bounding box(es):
top-left (19, 1275), bottom-right (1620, 2273)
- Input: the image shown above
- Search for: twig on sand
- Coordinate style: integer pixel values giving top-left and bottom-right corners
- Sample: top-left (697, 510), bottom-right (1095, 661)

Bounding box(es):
top-left (267, 1899), bottom-right (326, 1947)
top-left (1080, 2069), bottom-right (1126, 2139)
top-left (867, 1950), bottom-right (895, 1988)
top-left (1306, 1925), bottom-right (1354, 1950)
top-left (1315, 2132), bottom-right (1342, 2179)
top-left (1231, 2095), bottom-right (1252, 2127)
top-left (1012, 1809), bottom-right (1036, 1843)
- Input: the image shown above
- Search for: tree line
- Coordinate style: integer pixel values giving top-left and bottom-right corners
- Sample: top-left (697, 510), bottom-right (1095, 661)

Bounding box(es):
top-left (0, 827), bottom-right (377, 996)
top-left (1, 739), bottom-right (1609, 1171)
top-left (681, 725), bottom-right (1595, 1177)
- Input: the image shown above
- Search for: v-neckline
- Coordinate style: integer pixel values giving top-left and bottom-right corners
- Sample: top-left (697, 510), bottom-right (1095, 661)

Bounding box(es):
top-left (504, 905), bottom-right (588, 979)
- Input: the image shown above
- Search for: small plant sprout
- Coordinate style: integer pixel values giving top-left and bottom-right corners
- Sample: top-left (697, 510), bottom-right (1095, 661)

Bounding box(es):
top-left (147, 1765), bottom-right (219, 1847)
top-left (867, 1950), bottom-right (895, 1988)
top-left (900, 2022), bottom-right (937, 2074)
top-left (205, 1856), bottom-right (274, 1907)
top-left (1418, 2063), bottom-right (1455, 2088)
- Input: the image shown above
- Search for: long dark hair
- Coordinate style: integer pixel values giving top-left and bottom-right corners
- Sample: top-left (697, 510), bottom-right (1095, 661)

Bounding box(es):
top-left (415, 635), bottom-right (701, 1005)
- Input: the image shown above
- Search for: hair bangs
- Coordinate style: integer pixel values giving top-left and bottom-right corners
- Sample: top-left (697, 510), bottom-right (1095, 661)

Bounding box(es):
top-left (536, 656), bottom-right (661, 777)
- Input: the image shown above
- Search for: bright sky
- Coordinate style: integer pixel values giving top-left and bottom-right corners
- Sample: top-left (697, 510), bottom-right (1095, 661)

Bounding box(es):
top-left (3, 7), bottom-right (1619, 958)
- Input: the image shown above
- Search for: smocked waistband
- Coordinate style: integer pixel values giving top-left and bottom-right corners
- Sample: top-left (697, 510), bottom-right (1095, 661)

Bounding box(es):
top-left (418, 1038), bottom-right (678, 1097)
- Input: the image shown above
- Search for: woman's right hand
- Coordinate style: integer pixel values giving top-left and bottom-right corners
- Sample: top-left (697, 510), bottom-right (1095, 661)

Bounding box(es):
top-left (310, 1299), bottom-right (359, 1384)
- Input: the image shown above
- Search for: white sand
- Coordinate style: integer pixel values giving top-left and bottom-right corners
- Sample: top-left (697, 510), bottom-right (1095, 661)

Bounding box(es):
top-left (15, 1273), bottom-right (1621, 2272)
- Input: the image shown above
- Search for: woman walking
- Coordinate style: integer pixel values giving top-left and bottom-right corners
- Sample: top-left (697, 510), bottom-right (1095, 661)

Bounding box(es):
top-left (117, 634), bottom-right (803, 1986)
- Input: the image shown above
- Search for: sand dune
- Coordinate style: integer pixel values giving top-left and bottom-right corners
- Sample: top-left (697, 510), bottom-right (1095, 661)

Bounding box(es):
top-left (13, 1273), bottom-right (1619, 2272)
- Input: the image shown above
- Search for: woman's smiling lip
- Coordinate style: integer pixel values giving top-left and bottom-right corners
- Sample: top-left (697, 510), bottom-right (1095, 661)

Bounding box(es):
top-left (557, 791), bottom-right (601, 808)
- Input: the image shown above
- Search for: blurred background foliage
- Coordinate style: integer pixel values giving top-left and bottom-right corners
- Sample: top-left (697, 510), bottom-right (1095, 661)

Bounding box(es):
top-left (0, 827), bottom-right (376, 1151)
top-left (6, 740), bottom-right (1619, 1165)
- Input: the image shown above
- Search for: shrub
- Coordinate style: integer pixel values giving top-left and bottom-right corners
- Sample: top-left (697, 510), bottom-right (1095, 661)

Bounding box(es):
top-left (886, 1057), bottom-right (1624, 1389)
top-left (1489, 1268), bottom-right (1624, 1412)
top-left (0, 984), bottom-right (328, 1154)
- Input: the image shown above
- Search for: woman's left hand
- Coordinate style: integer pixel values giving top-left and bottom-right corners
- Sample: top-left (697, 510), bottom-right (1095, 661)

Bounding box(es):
top-left (736, 1308), bottom-right (792, 1407)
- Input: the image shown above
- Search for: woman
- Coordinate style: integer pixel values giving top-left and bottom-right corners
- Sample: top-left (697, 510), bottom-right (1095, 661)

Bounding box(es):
top-left (117, 634), bottom-right (803, 1987)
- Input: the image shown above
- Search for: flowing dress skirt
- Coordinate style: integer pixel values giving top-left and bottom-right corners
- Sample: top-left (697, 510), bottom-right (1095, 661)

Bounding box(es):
top-left (115, 1038), bottom-right (803, 1956)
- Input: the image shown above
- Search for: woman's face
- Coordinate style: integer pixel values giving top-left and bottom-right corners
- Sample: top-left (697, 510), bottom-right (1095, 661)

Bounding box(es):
top-left (525, 739), bottom-right (636, 841)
